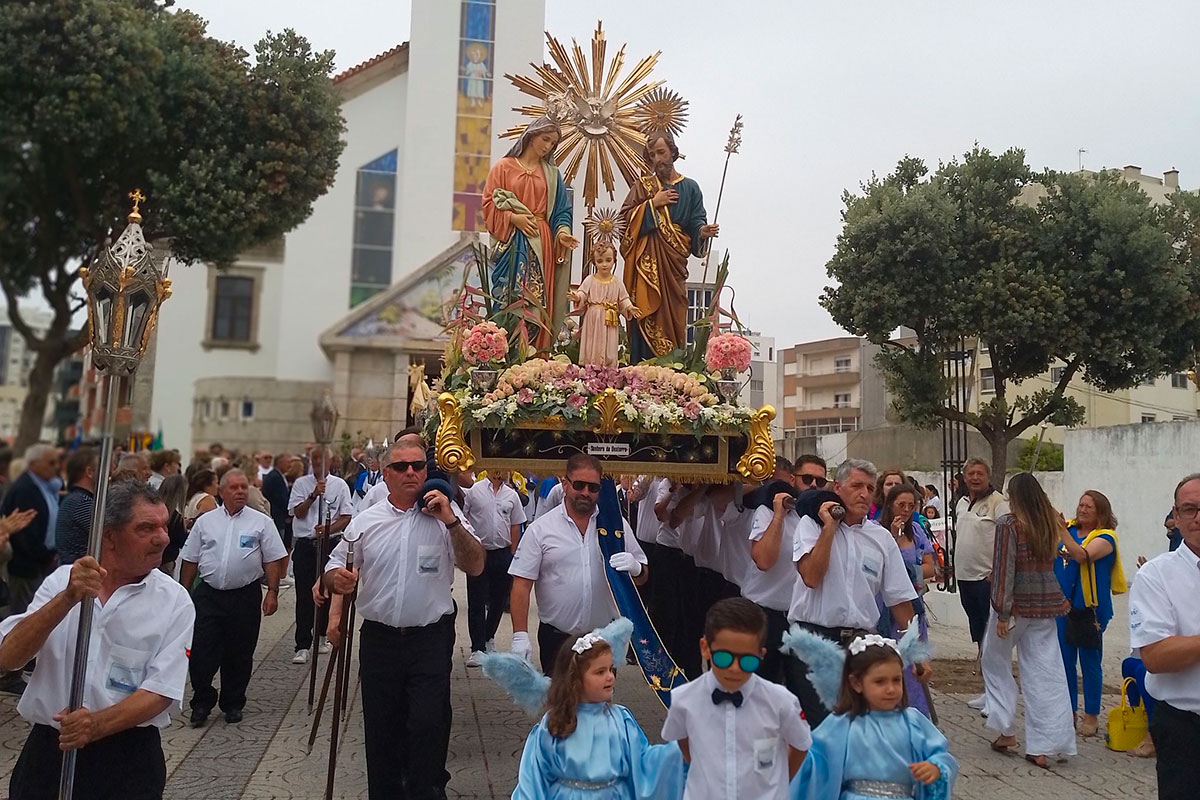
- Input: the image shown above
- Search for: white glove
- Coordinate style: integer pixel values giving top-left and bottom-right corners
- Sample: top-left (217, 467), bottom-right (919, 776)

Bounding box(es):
top-left (608, 551), bottom-right (644, 577)
top-left (511, 631), bottom-right (533, 663)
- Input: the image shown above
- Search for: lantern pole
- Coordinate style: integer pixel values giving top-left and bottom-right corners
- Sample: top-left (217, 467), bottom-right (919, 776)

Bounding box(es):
top-left (60, 189), bottom-right (171, 800)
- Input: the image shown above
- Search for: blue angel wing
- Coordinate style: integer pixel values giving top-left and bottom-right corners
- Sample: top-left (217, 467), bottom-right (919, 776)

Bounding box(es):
top-left (481, 652), bottom-right (551, 716)
top-left (779, 625), bottom-right (845, 711)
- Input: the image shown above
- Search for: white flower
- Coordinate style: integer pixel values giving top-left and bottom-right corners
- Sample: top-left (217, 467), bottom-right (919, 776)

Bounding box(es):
top-left (848, 634), bottom-right (899, 656)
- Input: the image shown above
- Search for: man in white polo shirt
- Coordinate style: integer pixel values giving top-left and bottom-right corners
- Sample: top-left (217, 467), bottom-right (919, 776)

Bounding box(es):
top-left (287, 447), bottom-right (352, 664)
top-left (462, 470), bottom-right (526, 666)
top-left (1130, 472), bottom-right (1200, 800)
top-left (0, 482), bottom-right (194, 800)
top-left (509, 453), bottom-right (648, 674)
top-left (784, 458), bottom-right (924, 726)
top-left (179, 469), bottom-right (287, 727)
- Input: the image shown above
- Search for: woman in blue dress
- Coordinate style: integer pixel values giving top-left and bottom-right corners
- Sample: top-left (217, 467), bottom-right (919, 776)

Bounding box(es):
top-left (511, 631), bottom-right (684, 799)
top-left (791, 634), bottom-right (957, 800)
top-left (1054, 490), bottom-right (1127, 737)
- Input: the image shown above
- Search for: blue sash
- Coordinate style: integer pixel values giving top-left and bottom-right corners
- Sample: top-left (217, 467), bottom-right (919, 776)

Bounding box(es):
top-left (595, 477), bottom-right (687, 707)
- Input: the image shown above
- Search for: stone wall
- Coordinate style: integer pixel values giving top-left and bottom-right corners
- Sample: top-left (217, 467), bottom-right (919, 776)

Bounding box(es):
top-left (192, 376), bottom-right (331, 456)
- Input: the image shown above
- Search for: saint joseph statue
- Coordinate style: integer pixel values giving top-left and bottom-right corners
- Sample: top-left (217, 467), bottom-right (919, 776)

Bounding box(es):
top-left (619, 131), bottom-right (719, 362)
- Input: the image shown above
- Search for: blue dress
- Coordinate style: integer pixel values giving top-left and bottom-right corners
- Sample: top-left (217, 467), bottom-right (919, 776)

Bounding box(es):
top-left (791, 709), bottom-right (957, 800)
top-left (1054, 526), bottom-right (1115, 627)
top-left (513, 702), bottom-right (685, 799)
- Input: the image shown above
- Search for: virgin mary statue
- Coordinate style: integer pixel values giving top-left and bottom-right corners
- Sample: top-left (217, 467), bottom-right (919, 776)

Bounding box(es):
top-left (482, 116), bottom-right (578, 351)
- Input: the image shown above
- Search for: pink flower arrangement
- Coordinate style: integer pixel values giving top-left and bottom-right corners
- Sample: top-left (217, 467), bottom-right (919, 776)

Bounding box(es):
top-left (705, 333), bottom-right (752, 373)
top-left (462, 322), bottom-right (508, 366)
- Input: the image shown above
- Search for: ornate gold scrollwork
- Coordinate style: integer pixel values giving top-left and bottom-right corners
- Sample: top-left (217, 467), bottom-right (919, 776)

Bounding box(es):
top-left (593, 388), bottom-right (625, 434)
top-left (435, 392), bottom-right (476, 473)
top-left (736, 405), bottom-right (777, 482)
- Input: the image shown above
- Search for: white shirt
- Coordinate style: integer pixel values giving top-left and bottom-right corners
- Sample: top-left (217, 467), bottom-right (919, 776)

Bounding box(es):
top-left (180, 505), bottom-right (287, 590)
top-left (789, 515), bottom-right (916, 629)
top-left (718, 504), bottom-right (754, 589)
top-left (509, 502), bottom-right (646, 634)
top-left (288, 474), bottom-right (353, 539)
top-left (463, 480), bottom-right (527, 550)
top-left (690, 498), bottom-right (723, 572)
top-left (0, 565), bottom-right (195, 729)
top-left (635, 477), bottom-right (669, 544)
top-left (535, 482), bottom-right (564, 519)
top-left (656, 486), bottom-right (686, 550)
top-left (662, 671), bottom-right (811, 800)
top-left (1129, 543), bottom-right (1200, 712)
top-left (953, 492), bottom-right (1009, 582)
top-left (362, 479), bottom-right (391, 511)
top-left (745, 506), bottom-right (801, 612)
top-left (325, 498), bottom-right (479, 629)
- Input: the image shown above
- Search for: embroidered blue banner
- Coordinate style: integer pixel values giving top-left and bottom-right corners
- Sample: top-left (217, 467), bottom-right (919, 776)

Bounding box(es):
top-left (595, 477), bottom-right (688, 707)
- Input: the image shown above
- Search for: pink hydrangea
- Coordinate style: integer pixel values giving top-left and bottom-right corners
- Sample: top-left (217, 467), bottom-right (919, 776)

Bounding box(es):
top-left (463, 322), bottom-right (509, 366)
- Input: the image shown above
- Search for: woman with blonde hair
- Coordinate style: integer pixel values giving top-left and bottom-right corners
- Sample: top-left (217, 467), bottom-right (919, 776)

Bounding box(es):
top-left (981, 472), bottom-right (1075, 769)
top-left (1055, 489), bottom-right (1126, 736)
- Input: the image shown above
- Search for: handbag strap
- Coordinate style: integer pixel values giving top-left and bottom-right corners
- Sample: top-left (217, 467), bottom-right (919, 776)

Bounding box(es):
top-left (1118, 676), bottom-right (1137, 711)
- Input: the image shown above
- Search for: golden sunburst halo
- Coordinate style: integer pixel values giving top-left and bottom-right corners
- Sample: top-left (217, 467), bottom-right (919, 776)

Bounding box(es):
top-left (583, 207), bottom-right (626, 247)
top-left (501, 21), bottom-right (669, 210)
top-left (632, 87), bottom-right (689, 138)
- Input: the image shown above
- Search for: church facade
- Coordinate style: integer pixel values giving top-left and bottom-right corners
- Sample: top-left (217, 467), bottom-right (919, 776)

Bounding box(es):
top-left (150, 0), bottom-right (548, 453)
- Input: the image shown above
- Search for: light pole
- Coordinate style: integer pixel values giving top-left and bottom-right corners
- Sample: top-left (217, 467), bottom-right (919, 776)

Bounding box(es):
top-left (306, 393), bottom-right (338, 712)
top-left (60, 190), bottom-right (172, 800)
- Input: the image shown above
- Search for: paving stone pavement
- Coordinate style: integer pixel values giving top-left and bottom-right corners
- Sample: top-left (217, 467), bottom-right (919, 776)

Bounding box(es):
top-left (0, 579), bottom-right (1157, 799)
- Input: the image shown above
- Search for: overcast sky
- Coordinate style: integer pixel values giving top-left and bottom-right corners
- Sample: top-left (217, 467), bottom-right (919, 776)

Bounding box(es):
top-left (166, 1), bottom-right (1200, 346)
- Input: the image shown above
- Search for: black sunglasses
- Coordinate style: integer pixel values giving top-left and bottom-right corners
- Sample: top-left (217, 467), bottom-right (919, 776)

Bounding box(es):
top-left (796, 474), bottom-right (829, 489)
top-left (570, 479), bottom-right (601, 494)
top-left (386, 459), bottom-right (427, 473)
top-left (710, 650), bottom-right (762, 672)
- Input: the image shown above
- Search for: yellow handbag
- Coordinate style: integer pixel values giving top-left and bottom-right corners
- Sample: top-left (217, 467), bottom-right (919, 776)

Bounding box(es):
top-left (1106, 677), bottom-right (1149, 751)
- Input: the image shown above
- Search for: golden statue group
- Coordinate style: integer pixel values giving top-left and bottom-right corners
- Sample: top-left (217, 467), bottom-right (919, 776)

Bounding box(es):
top-left (432, 22), bottom-right (772, 489)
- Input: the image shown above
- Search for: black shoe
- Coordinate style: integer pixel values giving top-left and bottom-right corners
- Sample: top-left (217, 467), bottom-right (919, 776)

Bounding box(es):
top-left (189, 708), bottom-right (210, 728)
top-left (0, 674), bottom-right (26, 696)
top-left (224, 709), bottom-right (243, 724)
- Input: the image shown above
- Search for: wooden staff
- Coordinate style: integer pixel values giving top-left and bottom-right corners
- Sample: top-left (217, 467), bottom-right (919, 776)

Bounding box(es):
top-left (307, 451), bottom-right (331, 713)
top-left (323, 532), bottom-right (359, 800)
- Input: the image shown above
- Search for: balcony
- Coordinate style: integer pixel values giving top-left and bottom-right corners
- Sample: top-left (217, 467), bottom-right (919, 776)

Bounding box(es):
top-left (787, 367), bottom-right (860, 390)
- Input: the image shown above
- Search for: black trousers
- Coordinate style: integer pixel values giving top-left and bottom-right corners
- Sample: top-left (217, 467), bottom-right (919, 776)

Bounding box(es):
top-left (958, 578), bottom-right (992, 646)
top-left (466, 547), bottom-right (513, 652)
top-left (292, 536), bottom-right (332, 652)
top-left (783, 622), bottom-right (870, 729)
top-left (10, 724), bottom-right (165, 800)
top-left (652, 545), bottom-right (703, 680)
top-left (755, 603), bottom-right (790, 685)
top-left (189, 580), bottom-right (262, 713)
top-left (1153, 701), bottom-right (1200, 800)
top-left (360, 612), bottom-right (456, 800)
top-left (538, 621), bottom-right (573, 676)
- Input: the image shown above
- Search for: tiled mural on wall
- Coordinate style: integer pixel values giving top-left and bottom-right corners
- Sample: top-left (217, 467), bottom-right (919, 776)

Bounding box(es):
top-left (451, 0), bottom-right (496, 231)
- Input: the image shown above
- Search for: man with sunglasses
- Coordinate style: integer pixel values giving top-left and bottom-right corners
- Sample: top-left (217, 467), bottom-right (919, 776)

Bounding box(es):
top-left (324, 440), bottom-right (484, 800)
top-left (792, 454), bottom-right (829, 493)
top-left (509, 454), bottom-right (648, 673)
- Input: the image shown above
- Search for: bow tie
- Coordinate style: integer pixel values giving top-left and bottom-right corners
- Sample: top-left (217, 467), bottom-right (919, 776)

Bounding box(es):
top-left (711, 688), bottom-right (743, 708)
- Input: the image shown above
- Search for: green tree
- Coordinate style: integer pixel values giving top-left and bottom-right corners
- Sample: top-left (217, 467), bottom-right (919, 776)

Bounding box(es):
top-left (1017, 435), bottom-right (1064, 471)
top-left (822, 146), bottom-right (1195, 484)
top-left (0, 0), bottom-right (345, 449)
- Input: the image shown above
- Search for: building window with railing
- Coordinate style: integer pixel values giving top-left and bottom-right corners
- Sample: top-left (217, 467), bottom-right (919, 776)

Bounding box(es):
top-left (834, 356), bottom-right (852, 373)
top-left (833, 392), bottom-right (851, 408)
top-left (686, 287), bottom-right (714, 345)
top-left (1050, 366), bottom-right (1066, 383)
top-left (981, 368), bottom-right (995, 394)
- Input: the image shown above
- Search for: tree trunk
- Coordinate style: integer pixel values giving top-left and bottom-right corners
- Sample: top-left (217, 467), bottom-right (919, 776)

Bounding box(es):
top-left (988, 433), bottom-right (1009, 489)
top-left (15, 345), bottom-right (62, 451)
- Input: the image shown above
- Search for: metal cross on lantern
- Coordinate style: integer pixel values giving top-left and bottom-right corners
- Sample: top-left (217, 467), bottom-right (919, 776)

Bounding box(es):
top-left (59, 190), bottom-right (172, 800)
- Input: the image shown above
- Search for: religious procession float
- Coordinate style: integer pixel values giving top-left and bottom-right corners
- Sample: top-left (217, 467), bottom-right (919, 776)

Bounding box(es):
top-left (425, 23), bottom-right (775, 490)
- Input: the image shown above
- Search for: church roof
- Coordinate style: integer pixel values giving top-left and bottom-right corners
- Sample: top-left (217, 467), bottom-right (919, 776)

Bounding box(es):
top-left (333, 43), bottom-right (409, 87)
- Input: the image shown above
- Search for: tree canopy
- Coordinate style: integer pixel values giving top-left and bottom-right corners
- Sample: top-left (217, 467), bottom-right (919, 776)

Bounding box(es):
top-left (822, 146), bottom-right (1199, 482)
top-left (0, 0), bottom-right (345, 448)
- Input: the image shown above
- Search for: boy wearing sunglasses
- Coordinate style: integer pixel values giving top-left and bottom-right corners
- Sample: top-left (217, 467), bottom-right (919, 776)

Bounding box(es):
top-left (662, 598), bottom-right (810, 799)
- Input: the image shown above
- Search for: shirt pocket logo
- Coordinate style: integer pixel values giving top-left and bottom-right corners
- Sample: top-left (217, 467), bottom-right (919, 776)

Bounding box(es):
top-left (417, 544), bottom-right (441, 576)
top-left (753, 737), bottom-right (778, 775)
top-left (239, 534), bottom-right (256, 549)
top-left (861, 554), bottom-right (881, 579)
top-left (106, 644), bottom-right (150, 694)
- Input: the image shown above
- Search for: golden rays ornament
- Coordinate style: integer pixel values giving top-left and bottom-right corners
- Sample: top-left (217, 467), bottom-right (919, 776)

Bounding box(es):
top-left (583, 207), bottom-right (626, 247)
top-left (501, 21), bottom-right (680, 210)
top-left (632, 87), bottom-right (690, 138)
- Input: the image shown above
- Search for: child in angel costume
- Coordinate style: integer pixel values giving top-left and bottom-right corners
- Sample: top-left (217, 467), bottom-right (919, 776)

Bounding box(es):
top-left (481, 618), bottom-right (685, 799)
top-left (782, 629), bottom-right (958, 800)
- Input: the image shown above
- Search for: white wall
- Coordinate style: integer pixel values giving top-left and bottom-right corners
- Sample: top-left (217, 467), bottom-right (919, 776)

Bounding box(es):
top-left (1065, 421), bottom-right (1196, 571)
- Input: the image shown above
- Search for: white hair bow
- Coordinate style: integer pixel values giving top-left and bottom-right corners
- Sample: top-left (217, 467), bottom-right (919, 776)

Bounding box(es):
top-left (571, 632), bottom-right (605, 655)
top-left (848, 633), bottom-right (899, 656)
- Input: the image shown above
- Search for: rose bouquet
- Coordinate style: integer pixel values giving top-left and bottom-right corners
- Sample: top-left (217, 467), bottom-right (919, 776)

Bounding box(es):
top-left (705, 333), bottom-right (752, 374)
top-left (462, 321), bottom-right (509, 367)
